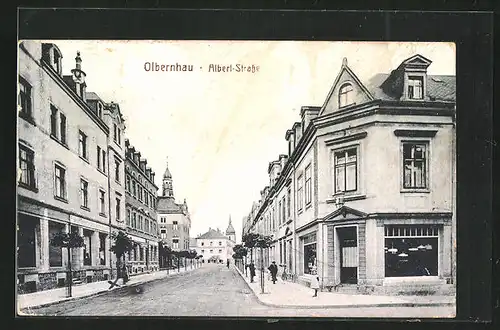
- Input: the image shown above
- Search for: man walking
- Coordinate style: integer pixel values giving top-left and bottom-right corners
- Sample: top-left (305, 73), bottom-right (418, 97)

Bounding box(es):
top-left (267, 261), bottom-right (278, 284)
top-left (249, 262), bottom-right (256, 283)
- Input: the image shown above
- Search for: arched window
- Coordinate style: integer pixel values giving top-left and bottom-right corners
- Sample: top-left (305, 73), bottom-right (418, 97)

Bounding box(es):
top-left (338, 83), bottom-right (354, 108)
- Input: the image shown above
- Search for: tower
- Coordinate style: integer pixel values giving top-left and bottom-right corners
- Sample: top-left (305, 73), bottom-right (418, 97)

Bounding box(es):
top-left (162, 160), bottom-right (174, 198)
top-left (71, 51), bottom-right (87, 99)
top-left (225, 215), bottom-right (236, 242)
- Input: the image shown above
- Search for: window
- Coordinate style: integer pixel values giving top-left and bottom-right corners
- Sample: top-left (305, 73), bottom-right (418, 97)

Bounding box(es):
top-left (113, 124), bottom-right (117, 142)
top-left (99, 190), bottom-right (106, 214)
top-left (210, 241), bottom-right (213, 246)
top-left (297, 175), bottom-right (303, 211)
top-left (218, 249), bottom-right (222, 253)
top-left (278, 200), bottom-right (282, 225)
top-left (97, 103), bottom-right (103, 118)
top-left (19, 144), bottom-right (36, 189)
top-left (209, 249), bottom-right (213, 253)
top-left (281, 196), bottom-right (286, 223)
top-left (48, 222), bottom-right (64, 267)
top-left (173, 221), bottom-right (178, 230)
top-left (138, 215), bottom-right (143, 231)
top-left (78, 131), bottom-right (88, 159)
top-left (18, 76), bottom-right (32, 119)
top-left (99, 233), bottom-right (106, 265)
top-left (102, 150), bottom-right (106, 173)
top-left (339, 83), bottom-right (354, 107)
top-left (115, 197), bottom-right (121, 221)
top-left (302, 233), bottom-right (317, 275)
top-left (219, 241), bottom-right (222, 246)
top-left (54, 164), bottom-right (66, 200)
top-left (385, 225), bottom-right (439, 277)
top-left (50, 105), bottom-right (58, 137)
top-left (126, 175), bottom-right (131, 192)
top-left (83, 230), bottom-right (92, 266)
top-left (132, 212), bottom-right (137, 228)
top-left (132, 180), bottom-right (137, 197)
top-left (172, 238), bottom-right (179, 249)
top-left (201, 249), bottom-right (204, 253)
top-left (334, 148), bottom-right (357, 193)
top-left (287, 187), bottom-right (291, 218)
top-left (160, 217), bottom-right (166, 223)
top-left (408, 76), bottom-right (423, 100)
top-left (53, 49), bottom-right (61, 73)
top-left (97, 147), bottom-right (101, 171)
top-left (160, 229), bottom-right (167, 239)
top-left (80, 179), bottom-right (89, 208)
top-left (403, 143), bottom-right (427, 189)
top-left (118, 128), bottom-right (121, 145)
top-left (138, 186), bottom-right (143, 202)
top-left (114, 159), bottom-right (120, 183)
top-left (126, 209), bottom-right (131, 226)
top-left (305, 165), bottom-right (312, 205)
top-left (201, 242), bottom-right (205, 246)
top-left (59, 113), bottom-right (66, 145)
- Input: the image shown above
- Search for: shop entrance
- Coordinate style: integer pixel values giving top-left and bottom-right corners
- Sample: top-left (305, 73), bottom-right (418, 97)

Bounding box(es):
top-left (337, 226), bottom-right (358, 284)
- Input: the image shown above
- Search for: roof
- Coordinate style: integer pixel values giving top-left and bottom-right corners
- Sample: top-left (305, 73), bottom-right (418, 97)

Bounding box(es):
top-left (197, 229), bottom-right (229, 240)
top-left (163, 163), bottom-right (172, 178)
top-left (85, 91), bottom-right (103, 102)
top-left (226, 219), bottom-right (235, 234)
top-left (365, 73), bottom-right (456, 102)
top-left (156, 196), bottom-right (184, 213)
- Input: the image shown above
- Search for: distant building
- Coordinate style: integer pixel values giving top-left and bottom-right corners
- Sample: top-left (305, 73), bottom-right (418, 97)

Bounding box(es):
top-left (157, 162), bottom-right (191, 268)
top-left (124, 139), bottom-right (159, 274)
top-left (192, 217), bottom-right (236, 264)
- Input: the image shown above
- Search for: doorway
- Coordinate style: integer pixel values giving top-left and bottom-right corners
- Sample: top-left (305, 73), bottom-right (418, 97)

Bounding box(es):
top-left (337, 226), bottom-right (358, 284)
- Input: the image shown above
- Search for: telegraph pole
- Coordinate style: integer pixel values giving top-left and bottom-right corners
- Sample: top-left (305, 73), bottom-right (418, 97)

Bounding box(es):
top-left (260, 246), bottom-right (264, 294)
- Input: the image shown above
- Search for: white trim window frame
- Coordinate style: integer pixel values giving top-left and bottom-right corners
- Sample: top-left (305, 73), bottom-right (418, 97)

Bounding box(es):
top-left (400, 139), bottom-right (431, 192)
top-left (332, 145), bottom-right (359, 195)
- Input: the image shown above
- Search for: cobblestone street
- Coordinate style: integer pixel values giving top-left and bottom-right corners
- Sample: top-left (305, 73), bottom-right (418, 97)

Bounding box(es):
top-left (21, 264), bottom-right (454, 317)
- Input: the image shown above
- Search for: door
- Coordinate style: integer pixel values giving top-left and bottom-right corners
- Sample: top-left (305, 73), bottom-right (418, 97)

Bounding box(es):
top-left (338, 227), bottom-right (358, 284)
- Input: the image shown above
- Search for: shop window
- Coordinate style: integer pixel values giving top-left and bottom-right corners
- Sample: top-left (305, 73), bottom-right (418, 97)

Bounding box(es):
top-left (17, 215), bottom-right (37, 268)
top-left (83, 230), bottom-right (92, 266)
top-left (48, 221), bottom-right (64, 267)
top-left (384, 225), bottom-right (439, 277)
top-left (99, 233), bottom-right (106, 265)
top-left (302, 233), bottom-right (317, 274)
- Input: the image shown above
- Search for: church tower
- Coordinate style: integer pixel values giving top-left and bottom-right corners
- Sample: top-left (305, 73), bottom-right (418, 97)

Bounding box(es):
top-left (225, 215), bottom-right (236, 242)
top-left (162, 161), bottom-right (174, 198)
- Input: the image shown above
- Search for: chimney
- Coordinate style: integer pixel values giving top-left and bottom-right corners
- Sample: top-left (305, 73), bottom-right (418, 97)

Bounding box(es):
top-left (279, 154), bottom-right (288, 170)
top-left (285, 129), bottom-right (295, 156)
top-left (293, 122), bottom-right (302, 145)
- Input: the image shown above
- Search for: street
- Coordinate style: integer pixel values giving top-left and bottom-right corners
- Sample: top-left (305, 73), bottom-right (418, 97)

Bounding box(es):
top-left (21, 264), bottom-right (455, 317)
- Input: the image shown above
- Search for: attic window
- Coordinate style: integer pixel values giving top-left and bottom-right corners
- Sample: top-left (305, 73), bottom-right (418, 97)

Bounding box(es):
top-left (408, 76), bottom-right (423, 100)
top-left (339, 83), bottom-right (354, 108)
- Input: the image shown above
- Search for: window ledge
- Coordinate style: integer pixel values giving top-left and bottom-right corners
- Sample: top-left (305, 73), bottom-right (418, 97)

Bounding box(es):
top-left (400, 189), bottom-right (430, 194)
top-left (97, 168), bottom-right (107, 176)
top-left (80, 205), bottom-right (90, 212)
top-left (297, 209), bottom-right (303, 215)
top-left (54, 195), bottom-right (68, 203)
top-left (50, 135), bottom-right (69, 150)
top-left (305, 202), bottom-right (312, 210)
top-left (19, 113), bottom-right (36, 126)
top-left (79, 155), bottom-right (90, 164)
top-left (326, 194), bottom-right (366, 203)
top-left (18, 182), bottom-right (38, 193)
top-left (99, 212), bottom-right (107, 218)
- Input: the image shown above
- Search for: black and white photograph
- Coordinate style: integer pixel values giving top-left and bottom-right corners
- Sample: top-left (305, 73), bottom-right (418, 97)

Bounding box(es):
top-left (16, 39), bottom-right (457, 318)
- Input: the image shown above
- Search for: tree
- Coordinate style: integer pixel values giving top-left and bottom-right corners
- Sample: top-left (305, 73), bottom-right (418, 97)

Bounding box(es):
top-left (109, 231), bottom-right (135, 281)
top-left (50, 230), bottom-right (85, 297)
top-left (232, 244), bottom-right (248, 259)
top-left (242, 232), bottom-right (260, 263)
top-left (159, 242), bottom-right (173, 269)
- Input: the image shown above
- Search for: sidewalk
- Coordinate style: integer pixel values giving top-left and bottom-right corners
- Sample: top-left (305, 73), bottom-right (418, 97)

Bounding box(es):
top-left (234, 266), bottom-right (455, 309)
top-left (18, 264), bottom-right (200, 311)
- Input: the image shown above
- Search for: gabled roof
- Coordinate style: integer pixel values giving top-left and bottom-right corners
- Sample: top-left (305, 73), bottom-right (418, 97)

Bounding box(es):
top-left (157, 196), bottom-right (184, 213)
top-left (197, 229), bottom-right (229, 240)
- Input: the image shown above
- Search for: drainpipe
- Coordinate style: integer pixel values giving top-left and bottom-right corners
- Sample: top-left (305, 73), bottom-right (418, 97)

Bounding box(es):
top-left (107, 145), bottom-right (113, 279)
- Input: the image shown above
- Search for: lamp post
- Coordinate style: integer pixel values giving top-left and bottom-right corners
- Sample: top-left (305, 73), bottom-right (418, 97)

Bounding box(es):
top-left (260, 246), bottom-right (265, 294)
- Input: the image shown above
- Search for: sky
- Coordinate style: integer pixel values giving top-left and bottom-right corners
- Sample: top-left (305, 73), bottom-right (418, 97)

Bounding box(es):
top-left (48, 40), bottom-right (455, 242)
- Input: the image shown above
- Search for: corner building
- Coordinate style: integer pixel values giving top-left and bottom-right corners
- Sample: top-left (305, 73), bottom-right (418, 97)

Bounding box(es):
top-left (17, 41), bottom-right (126, 292)
top-left (244, 55), bottom-right (456, 294)
top-left (124, 139), bottom-right (160, 274)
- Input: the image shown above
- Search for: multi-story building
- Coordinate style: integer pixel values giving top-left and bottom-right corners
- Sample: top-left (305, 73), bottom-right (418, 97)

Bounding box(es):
top-left (243, 54), bottom-right (456, 295)
top-left (124, 139), bottom-right (159, 274)
top-left (17, 41), bottom-right (127, 293)
top-left (157, 163), bottom-right (191, 268)
top-left (193, 218), bottom-right (236, 264)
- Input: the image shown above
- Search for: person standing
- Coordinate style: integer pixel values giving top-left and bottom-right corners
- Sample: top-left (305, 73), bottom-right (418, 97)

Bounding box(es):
top-left (249, 262), bottom-right (256, 283)
top-left (267, 261), bottom-right (278, 284)
top-left (311, 275), bottom-right (320, 297)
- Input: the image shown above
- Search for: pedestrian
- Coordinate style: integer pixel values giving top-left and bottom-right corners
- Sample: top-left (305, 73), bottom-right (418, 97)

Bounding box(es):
top-left (267, 261), bottom-right (278, 284)
top-left (227, 260), bottom-right (230, 268)
top-left (311, 274), bottom-right (320, 297)
top-left (249, 262), bottom-right (256, 283)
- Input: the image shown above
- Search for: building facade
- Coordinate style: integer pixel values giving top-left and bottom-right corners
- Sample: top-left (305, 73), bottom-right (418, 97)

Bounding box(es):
top-left (193, 219), bottom-right (236, 264)
top-left (17, 41), bottom-right (127, 293)
top-left (243, 55), bottom-right (456, 294)
top-left (124, 139), bottom-right (160, 274)
top-left (157, 163), bottom-right (191, 268)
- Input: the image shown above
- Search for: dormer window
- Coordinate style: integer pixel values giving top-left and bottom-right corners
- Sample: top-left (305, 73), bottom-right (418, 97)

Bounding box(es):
top-left (339, 83), bottom-right (354, 108)
top-left (53, 50), bottom-right (61, 74)
top-left (408, 76), bottom-right (424, 100)
top-left (97, 103), bottom-right (103, 118)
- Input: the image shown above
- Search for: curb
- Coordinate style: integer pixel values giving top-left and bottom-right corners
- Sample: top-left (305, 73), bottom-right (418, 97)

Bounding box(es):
top-left (19, 266), bottom-right (200, 312)
top-left (233, 266), bottom-right (455, 310)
